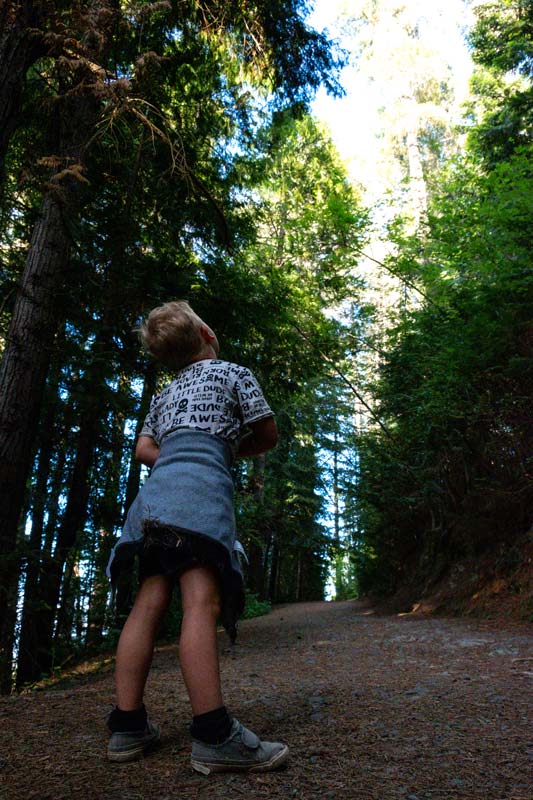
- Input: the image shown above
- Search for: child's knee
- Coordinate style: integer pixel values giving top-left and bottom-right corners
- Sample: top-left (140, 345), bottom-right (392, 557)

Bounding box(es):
top-left (183, 587), bottom-right (221, 617)
top-left (184, 596), bottom-right (221, 622)
top-left (138, 596), bottom-right (170, 620)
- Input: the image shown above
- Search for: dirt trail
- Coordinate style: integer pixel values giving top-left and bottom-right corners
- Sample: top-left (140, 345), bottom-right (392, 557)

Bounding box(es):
top-left (1, 600), bottom-right (531, 800)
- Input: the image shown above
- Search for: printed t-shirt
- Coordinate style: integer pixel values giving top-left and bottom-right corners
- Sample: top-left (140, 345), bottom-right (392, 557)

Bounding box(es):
top-left (140, 359), bottom-right (273, 446)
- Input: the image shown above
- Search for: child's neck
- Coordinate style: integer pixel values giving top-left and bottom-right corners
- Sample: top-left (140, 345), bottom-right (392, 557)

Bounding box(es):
top-left (190, 345), bottom-right (218, 363)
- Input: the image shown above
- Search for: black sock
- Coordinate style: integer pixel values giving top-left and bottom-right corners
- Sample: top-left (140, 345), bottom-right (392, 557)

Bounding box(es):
top-left (107, 704), bottom-right (147, 733)
top-left (190, 705), bottom-right (233, 744)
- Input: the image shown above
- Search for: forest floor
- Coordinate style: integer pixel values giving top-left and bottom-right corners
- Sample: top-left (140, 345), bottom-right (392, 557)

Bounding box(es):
top-left (1, 600), bottom-right (531, 800)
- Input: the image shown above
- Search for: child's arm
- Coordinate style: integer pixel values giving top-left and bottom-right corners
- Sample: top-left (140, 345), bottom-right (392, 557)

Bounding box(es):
top-left (135, 435), bottom-right (160, 467)
top-left (237, 417), bottom-right (278, 458)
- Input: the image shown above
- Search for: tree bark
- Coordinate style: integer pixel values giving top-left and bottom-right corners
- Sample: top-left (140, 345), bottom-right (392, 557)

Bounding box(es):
top-left (123, 366), bottom-right (157, 515)
top-left (404, 97), bottom-right (428, 228)
top-left (247, 454), bottom-right (268, 598)
top-left (0, 531), bottom-right (23, 693)
top-left (114, 367), bottom-right (158, 628)
top-left (54, 547), bottom-right (80, 648)
top-left (0, 1), bottom-right (42, 186)
top-left (268, 538), bottom-right (280, 602)
top-left (333, 422), bottom-right (343, 600)
top-left (0, 189), bottom-right (77, 689)
top-left (295, 550), bottom-right (302, 602)
top-left (33, 402), bottom-right (99, 676)
top-left (85, 381), bottom-right (127, 648)
top-left (15, 384), bottom-right (60, 689)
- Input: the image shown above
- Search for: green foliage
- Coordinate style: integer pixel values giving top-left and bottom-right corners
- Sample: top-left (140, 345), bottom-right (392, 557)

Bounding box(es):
top-left (468, 0), bottom-right (533, 164)
top-left (242, 591), bottom-right (272, 619)
top-left (331, 551), bottom-right (359, 600)
top-left (353, 143), bottom-right (533, 596)
top-left (342, 3), bottom-right (533, 602)
top-left (469, 0), bottom-right (533, 77)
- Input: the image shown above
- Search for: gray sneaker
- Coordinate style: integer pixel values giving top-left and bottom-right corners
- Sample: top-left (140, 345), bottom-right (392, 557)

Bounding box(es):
top-left (107, 721), bottom-right (161, 762)
top-left (191, 719), bottom-right (289, 775)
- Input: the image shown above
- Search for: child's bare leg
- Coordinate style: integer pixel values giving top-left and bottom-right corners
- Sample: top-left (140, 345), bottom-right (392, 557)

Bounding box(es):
top-left (178, 564), bottom-right (223, 715)
top-left (179, 564), bottom-right (289, 773)
top-left (115, 574), bottom-right (174, 710)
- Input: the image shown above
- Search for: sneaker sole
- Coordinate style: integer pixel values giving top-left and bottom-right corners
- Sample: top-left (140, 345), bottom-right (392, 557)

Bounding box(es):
top-left (191, 744), bottom-right (289, 775)
top-left (107, 735), bottom-right (160, 763)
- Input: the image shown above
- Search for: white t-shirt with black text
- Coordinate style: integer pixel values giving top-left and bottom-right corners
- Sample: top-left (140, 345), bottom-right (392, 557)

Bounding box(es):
top-left (140, 359), bottom-right (273, 446)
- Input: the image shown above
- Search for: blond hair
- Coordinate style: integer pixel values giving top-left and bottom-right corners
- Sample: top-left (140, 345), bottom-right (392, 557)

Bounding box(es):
top-left (139, 300), bottom-right (204, 370)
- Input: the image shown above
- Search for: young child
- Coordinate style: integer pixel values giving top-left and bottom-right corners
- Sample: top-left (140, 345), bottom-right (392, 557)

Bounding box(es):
top-left (105, 300), bottom-right (288, 774)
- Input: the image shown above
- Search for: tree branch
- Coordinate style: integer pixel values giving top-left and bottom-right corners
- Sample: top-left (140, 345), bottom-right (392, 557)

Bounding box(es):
top-left (290, 321), bottom-right (394, 438)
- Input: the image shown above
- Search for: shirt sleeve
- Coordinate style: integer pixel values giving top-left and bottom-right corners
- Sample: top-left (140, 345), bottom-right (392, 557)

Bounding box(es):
top-left (139, 394), bottom-right (160, 444)
top-left (234, 368), bottom-right (274, 426)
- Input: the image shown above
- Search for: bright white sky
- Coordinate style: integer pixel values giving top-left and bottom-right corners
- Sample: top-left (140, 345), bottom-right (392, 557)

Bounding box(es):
top-left (307, 0), bottom-right (476, 199)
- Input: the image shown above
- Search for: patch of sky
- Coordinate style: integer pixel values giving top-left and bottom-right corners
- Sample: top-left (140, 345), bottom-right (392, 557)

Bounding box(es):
top-left (182, 234), bottom-right (226, 266)
top-left (124, 417), bottom-right (138, 437)
top-left (308, 0), bottom-right (475, 197)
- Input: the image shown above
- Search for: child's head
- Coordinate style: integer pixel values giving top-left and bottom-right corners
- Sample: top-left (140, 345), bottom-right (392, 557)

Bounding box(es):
top-left (139, 300), bottom-right (217, 370)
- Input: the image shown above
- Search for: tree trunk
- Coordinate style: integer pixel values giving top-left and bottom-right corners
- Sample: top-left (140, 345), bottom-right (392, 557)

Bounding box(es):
top-left (268, 538), bottom-right (280, 602)
top-left (0, 529), bottom-right (23, 694)
top-left (404, 97), bottom-right (428, 228)
top-left (26, 401), bottom-right (99, 680)
top-left (0, 1), bottom-right (42, 186)
top-left (333, 424), bottom-right (343, 600)
top-left (123, 366), bottom-right (157, 515)
top-left (295, 550), bottom-right (302, 602)
top-left (0, 189), bottom-right (77, 689)
top-left (247, 454), bottom-right (268, 598)
top-left (86, 382), bottom-right (127, 647)
top-left (16, 385), bottom-right (60, 689)
top-left (42, 447), bottom-right (69, 558)
top-left (54, 547), bottom-right (80, 647)
top-left (114, 367), bottom-right (158, 628)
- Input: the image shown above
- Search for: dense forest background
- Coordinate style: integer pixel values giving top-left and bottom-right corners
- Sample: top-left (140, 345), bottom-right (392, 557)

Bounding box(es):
top-left (0, 0), bottom-right (531, 695)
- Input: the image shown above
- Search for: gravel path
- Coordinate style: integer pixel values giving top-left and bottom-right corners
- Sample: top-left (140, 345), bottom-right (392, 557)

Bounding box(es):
top-left (1, 600), bottom-right (531, 800)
